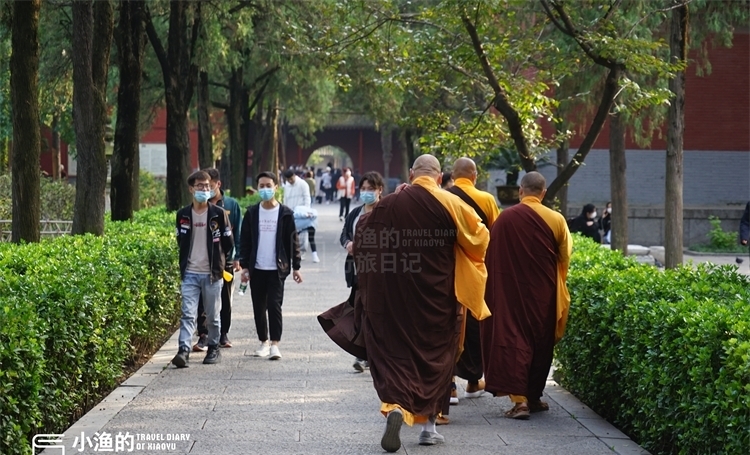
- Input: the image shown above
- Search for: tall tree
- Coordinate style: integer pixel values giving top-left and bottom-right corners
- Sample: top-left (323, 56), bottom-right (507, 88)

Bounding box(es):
top-left (111, 0), bottom-right (146, 221)
top-left (664, 0), bottom-right (688, 268)
top-left (71, 0), bottom-right (113, 236)
top-left (145, 1), bottom-right (202, 210)
top-left (609, 112), bottom-right (628, 254)
top-left (10, 0), bottom-right (41, 243)
top-left (197, 70), bottom-right (213, 170)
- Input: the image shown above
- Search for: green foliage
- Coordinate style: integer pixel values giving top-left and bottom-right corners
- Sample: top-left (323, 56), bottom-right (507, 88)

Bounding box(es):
top-left (0, 208), bottom-right (180, 454)
top-left (705, 216), bottom-right (739, 251)
top-left (557, 235), bottom-right (750, 454)
top-left (138, 170), bottom-right (166, 209)
top-left (0, 174), bottom-right (75, 220)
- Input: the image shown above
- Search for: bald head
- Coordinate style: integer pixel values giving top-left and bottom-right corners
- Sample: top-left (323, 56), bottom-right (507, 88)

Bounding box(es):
top-left (520, 171), bottom-right (546, 196)
top-left (411, 154), bottom-right (442, 180)
top-left (451, 157), bottom-right (477, 181)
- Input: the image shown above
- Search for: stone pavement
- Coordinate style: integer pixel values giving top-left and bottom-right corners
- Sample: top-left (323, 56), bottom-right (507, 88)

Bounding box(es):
top-left (46, 202), bottom-right (651, 455)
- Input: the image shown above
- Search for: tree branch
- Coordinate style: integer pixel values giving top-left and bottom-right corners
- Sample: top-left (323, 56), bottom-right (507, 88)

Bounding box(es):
top-left (545, 66), bottom-right (622, 202)
top-left (209, 81), bottom-right (231, 90)
top-left (211, 100), bottom-right (229, 110)
top-left (144, 7), bottom-right (169, 75)
top-left (461, 13), bottom-right (535, 171)
top-left (541, 0), bottom-right (612, 68)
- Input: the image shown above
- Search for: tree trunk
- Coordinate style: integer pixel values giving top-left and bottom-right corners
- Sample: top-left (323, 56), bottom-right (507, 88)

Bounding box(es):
top-left (51, 115), bottom-right (60, 180)
top-left (381, 124), bottom-right (393, 191)
top-left (236, 88), bottom-right (249, 195)
top-left (665, 2), bottom-right (688, 269)
top-left (111, 0), bottom-right (145, 222)
top-left (10, 0), bottom-right (41, 243)
top-left (197, 70), bottom-right (213, 170)
top-left (145, 1), bottom-right (200, 210)
top-left (71, 0), bottom-right (113, 236)
top-left (225, 67), bottom-right (243, 196)
top-left (555, 122), bottom-right (569, 216)
top-left (609, 112), bottom-right (628, 255)
top-left (268, 98), bottom-right (280, 175)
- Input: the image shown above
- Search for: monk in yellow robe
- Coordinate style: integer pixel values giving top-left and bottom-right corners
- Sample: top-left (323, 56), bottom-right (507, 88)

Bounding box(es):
top-left (356, 155), bottom-right (490, 452)
top-left (480, 171), bottom-right (572, 419)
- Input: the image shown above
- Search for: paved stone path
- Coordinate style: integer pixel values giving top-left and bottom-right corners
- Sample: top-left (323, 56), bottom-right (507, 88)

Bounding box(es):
top-left (49, 203), bottom-right (662, 455)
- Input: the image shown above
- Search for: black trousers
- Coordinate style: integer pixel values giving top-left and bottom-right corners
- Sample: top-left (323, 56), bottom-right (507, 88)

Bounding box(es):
top-left (455, 313), bottom-right (483, 382)
top-left (301, 226), bottom-right (317, 252)
top-left (249, 269), bottom-right (285, 342)
top-left (339, 197), bottom-right (351, 217)
top-left (197, 275), bottom-right (233, 336)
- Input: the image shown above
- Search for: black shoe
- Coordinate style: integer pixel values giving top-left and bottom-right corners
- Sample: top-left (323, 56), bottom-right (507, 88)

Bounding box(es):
top-left (203, 345), bottom-right (221, 364)
top-left (220, 333), bottom-right (232, 348)
top-left (192, 334), bottom-right (208, 352)
top-left (172, 348), bottom-right (190, 368)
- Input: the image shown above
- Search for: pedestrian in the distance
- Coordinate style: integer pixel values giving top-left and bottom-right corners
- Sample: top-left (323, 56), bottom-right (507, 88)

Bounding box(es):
top-left (337, 167), bottom-right (355, 221)
top-left (172, 170), bottom-right (234, 368)
top-left (568, 204), bottom-right (601, 243)
top-left (239, 171), bottom-right (303, 361)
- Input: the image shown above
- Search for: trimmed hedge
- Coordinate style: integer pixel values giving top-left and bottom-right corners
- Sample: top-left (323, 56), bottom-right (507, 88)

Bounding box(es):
top-left (0, 208), bottom-right (180, 455)
top-left (557, 236), bottom-right (750, 455)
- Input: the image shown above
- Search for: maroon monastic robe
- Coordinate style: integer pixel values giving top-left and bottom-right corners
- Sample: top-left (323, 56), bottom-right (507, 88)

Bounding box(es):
top-left (356, 185), bottom-right (461, 417)
top-left (480, 203), bottom-right (558, 400)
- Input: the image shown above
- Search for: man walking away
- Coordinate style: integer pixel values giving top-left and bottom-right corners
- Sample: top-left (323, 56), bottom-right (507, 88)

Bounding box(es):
top-left (239, 172), bottom-right (303, 361)
top-left (172, 171), bottom-right (234, 368)
top-left (481, 171), bottom-right (572, 419)
top-left (357, 155), bottom-right (490, 451)
top-left (440, 157), bottom-right (500, 421)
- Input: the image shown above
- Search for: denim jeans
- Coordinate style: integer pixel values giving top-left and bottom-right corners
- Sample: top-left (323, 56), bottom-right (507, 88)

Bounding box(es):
top-left (179, 272), bottom-right (222, 350)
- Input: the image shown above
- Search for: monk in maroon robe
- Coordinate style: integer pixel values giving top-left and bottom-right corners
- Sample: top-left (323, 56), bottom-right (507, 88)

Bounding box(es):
top-left (356, 155), bottom-right (490, 452)
top-left (480, 171), bottom-right (572, 420)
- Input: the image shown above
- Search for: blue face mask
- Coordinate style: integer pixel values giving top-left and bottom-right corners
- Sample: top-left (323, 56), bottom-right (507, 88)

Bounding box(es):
top-left (209, 188), bottom-right (217, 199)
top-left (259, 188), bottom-right (276, 201)
top-left (360, 190), bottom-right (377, 205)
top-left (194, 190), bottom-right (210, 203)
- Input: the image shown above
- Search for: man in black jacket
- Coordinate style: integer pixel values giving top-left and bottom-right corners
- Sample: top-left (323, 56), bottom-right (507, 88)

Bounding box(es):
top-left (240, 171), bottom-right (303, 361)
top-left (173, 170), bottom-right (234, 368)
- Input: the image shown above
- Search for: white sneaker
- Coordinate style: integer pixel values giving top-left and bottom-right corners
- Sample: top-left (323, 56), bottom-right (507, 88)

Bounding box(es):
top-left (254, 342), bottom-right (270, 357)
top-left (269, 345), bottom-right (282, 360)
top-left (339, 216), bottom-right (344, 221)
top-left (312, 252), bottom-right (320, 263)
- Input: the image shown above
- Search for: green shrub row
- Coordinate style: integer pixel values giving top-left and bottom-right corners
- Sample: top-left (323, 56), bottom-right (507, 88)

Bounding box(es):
top-left (0, 208), bottom-right (180, 455)
top-left (557, 236), bottom-right (750, 455)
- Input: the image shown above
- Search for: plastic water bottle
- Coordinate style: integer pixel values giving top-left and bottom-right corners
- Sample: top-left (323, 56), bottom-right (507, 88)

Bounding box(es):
top-left (238, 270), bottom-right (249, 295)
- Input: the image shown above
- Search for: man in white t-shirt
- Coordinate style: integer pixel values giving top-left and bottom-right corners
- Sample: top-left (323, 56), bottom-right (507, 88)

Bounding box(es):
top-left (239, 172), bottom-right (303, 360)
top-left (283, 169), bottom-right (319, 263)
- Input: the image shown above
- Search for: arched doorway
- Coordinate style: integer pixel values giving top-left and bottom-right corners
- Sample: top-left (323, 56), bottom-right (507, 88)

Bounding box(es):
top-left (305, 145), bottom-right (353, 172)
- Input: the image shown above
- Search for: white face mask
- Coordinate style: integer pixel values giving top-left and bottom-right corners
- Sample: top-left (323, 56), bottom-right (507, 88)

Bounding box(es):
top-left (590, 211), bottom-right (597, 219)
top-left (607, 207), bottom-right (612, 214)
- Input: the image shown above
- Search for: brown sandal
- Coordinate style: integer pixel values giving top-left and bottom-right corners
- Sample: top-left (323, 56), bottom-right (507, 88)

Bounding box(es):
top-left (504, 404), bottom-right (530, 420)
top-left (528, 400), bottom-right (549, 413)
